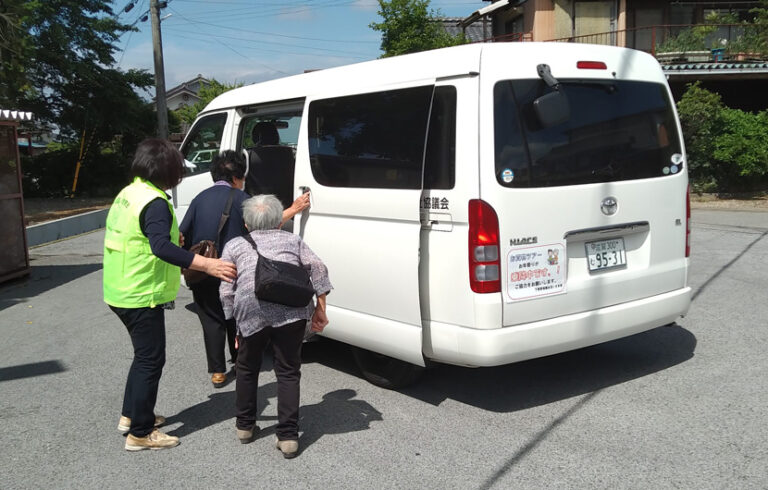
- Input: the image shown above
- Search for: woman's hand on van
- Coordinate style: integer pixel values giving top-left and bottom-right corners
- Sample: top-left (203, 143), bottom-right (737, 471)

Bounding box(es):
top-left (291, 192), bottom-right (311, 213)
top-left (281, 192), bottom-right (311, 226)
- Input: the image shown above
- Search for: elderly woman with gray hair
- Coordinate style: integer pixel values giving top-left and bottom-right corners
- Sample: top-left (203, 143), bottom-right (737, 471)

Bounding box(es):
top-left (219, 194), bottom-right (331, 458)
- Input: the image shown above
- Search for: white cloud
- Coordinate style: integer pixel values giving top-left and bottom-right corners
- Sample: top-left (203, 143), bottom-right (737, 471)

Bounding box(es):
top-left (352, 0), bottom-right (379, 10)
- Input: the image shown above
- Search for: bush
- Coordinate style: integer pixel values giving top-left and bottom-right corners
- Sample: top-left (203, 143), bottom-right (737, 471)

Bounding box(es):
top-left (22, 146), bottom-right (131, 198)
top-left (677, 82), bottom-right (768, 192)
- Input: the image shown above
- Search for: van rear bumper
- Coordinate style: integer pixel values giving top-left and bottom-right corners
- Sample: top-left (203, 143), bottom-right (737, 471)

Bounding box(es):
top-left (424, 287), bottom-right (691, 367)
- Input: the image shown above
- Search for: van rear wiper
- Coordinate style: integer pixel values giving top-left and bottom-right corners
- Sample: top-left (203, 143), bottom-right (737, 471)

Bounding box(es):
top-left (537, 64), bottom-right (560, 91)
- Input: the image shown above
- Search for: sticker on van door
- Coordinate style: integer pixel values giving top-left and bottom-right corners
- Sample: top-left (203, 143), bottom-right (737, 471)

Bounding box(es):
top-left (506, 243), bottom-right (566, 301)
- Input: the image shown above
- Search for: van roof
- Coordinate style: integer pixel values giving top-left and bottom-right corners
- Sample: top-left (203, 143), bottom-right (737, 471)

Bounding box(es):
top-left (201, 42), bottom-right (657, 114)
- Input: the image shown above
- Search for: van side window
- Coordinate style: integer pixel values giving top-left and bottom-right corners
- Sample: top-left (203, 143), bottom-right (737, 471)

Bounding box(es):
top-left (424, 86), bottom-right (456, 190)
top-left (181, 113), bottom-right (227, 177)
top-left (308, 86), bottom-right (433, 189)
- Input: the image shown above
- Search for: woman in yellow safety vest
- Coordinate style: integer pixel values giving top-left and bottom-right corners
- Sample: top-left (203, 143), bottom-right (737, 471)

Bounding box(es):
top-left (103, 138), bottom-right (236, 451)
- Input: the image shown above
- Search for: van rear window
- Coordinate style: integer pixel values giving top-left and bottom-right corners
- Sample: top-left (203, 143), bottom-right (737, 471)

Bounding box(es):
top-left (493, 79), bottom-right (683, 188)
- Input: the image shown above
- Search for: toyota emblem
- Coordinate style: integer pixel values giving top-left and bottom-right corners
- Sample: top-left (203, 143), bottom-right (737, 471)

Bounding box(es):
top-left (601, 197), bottom-right (618, 216)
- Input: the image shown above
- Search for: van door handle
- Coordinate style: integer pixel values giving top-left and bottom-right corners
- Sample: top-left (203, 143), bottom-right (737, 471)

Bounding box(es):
top-left (297, 186), bottom-right (311, 239)
top-left (423, 212), bottom-right (453, 232)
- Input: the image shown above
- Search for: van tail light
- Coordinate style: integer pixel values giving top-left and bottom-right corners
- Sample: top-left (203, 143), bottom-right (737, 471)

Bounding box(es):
top-left (469, 199), bottom-right (501, 293)
top-left (686, 186), bottom-right (691, 258)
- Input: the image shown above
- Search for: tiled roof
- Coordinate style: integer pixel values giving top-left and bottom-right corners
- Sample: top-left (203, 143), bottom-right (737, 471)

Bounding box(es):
top-left (661, 61), bottom-right (768, 71)
top-left (438, 17), bottom-right (491, 43)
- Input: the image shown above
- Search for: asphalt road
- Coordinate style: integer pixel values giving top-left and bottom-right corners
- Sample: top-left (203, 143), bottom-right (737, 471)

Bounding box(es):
top-left (1, 208), bottom-right (766, 489)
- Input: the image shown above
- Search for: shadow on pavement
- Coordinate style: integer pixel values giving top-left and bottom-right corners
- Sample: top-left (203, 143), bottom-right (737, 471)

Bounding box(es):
top-left (304, 324), bottom-right (697, 414)
top-left (295, 389), bottom-right (382, 456)
top-left (0, 264), bottom-right (102, 311)
top-left (165, 382), bottom-right (277, 438)
top-left (0, 360), bottom-right (67, 382)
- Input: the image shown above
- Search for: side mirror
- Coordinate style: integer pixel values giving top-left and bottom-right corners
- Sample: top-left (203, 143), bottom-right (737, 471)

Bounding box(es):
top-left (533, 91), bottom-right (570, 128)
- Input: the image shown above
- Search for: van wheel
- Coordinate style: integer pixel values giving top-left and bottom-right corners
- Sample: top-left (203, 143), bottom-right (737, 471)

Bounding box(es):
top-left (351, 347), bottom-right (424, 389)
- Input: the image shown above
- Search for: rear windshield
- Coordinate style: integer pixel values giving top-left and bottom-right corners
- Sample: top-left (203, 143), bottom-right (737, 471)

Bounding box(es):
top-left (494, 79), bottom-right (683, 188)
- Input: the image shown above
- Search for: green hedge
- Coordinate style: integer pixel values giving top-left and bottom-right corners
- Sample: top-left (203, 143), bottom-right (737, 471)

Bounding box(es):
top-left (677, 82), bottom-right (768, 192)
top-left (21, 148), bottom-right (131, 198)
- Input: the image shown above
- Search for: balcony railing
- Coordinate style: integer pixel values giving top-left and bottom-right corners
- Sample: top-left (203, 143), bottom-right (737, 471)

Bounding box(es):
top-left (486, 24), bottom-right (768, 62)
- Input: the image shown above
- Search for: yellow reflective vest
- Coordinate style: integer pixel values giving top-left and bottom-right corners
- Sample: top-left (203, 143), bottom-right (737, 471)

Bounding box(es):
top-left (103, 177), bottom-right (180, 308)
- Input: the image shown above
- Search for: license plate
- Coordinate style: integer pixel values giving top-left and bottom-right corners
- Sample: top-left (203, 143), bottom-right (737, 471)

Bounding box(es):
top-left (586, 238), bottom-right (627, 272)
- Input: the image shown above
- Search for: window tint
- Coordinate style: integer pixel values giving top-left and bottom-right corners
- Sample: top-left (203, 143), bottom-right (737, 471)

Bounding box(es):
top-left (494, 79), bottom-right (683, 188)
top-left (181, 113), bottom-right (227, 177)
top-left (424, 86), bottom-right (456, 190)
top-left (308, 86), bottom-right (433, 189)
top-left (239, 113), bottom-right (302, 150)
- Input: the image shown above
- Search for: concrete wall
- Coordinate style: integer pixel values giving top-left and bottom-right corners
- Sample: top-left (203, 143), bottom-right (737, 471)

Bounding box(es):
top-left (26, 208), bottom-right (108, 247)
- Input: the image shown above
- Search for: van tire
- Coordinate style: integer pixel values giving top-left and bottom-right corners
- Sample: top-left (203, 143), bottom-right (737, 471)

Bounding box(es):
top-left (351, 347), bottom-right (424, 389)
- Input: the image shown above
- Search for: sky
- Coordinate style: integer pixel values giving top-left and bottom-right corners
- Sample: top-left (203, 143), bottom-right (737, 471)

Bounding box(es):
top-left (113, 0), bottom-right (490, 95)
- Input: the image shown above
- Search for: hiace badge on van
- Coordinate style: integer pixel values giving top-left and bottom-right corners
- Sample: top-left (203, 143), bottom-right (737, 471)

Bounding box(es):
top-left (174, 42), bottom-right (691, 389)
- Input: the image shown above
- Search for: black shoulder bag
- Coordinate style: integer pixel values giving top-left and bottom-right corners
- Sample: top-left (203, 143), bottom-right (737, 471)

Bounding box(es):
top-left (243, 233), bottom-right (315, 307)
top-left (182, 188), bottom-right (236, 286)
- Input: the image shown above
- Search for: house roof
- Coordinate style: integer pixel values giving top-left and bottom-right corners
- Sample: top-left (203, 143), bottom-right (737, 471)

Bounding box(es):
top-left (438, 17), bottom-right (491, 42)
top-left (459, 0), bottom-right (527, 28)
top-left (165, 75), bottom-right (211, 99)
top-left (661, 61), bottom-right (768, 81)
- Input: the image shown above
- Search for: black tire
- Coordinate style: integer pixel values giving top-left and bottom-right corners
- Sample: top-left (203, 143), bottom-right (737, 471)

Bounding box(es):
top-left (351, 347), bottom-right (424, 389)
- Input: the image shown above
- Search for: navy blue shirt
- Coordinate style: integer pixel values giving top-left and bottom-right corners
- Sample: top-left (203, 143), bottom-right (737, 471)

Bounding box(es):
top-left (140, 198), bottom-right (195, 268)
top-left (179, 183), bottom-right (249, 256)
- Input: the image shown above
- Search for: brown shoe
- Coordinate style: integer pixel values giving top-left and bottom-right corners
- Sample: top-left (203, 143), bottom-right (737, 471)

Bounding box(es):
top-left (211, 373), bottom-right (226, 388)
top-left (117, 415), bottom-right (166, 434)
top-left (275, 438), bottom-right (298, 459)
top-left (124, 429), bottom-right (179, 451)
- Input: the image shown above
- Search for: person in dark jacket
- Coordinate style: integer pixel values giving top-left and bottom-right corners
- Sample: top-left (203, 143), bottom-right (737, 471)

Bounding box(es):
top-left (180, 151), bottom-right (311, 387)
top-left (179, 151), bottom-right (249, 387)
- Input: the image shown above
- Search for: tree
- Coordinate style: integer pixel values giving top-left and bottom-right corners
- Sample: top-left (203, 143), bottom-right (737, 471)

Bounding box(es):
top-left (1, 0), bottom-right (158, 196)
top-left (176, 79), bottom-right (243, 125)
top-left (0, 0), bottom-right (154, 143)
top-left (678, 82), bottom-right (768, 192)
top-left (370, 0), bottom-right (467, 58)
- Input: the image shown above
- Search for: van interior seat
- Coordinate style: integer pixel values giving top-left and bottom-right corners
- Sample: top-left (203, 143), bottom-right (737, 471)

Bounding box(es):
top-left (246, 121), bottom-right (295, 209)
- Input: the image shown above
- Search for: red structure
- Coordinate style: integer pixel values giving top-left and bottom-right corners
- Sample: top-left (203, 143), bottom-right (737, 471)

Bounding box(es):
top-left (0, 109), bottom-right (33, 283)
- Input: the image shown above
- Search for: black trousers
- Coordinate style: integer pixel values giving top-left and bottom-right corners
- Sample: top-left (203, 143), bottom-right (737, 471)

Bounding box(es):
top-left (191, 278), bottom-right (237, 373)
top-left (235, 320), bottom-right (305, 440)
top-left (110, 305), bottom-right (166, 438)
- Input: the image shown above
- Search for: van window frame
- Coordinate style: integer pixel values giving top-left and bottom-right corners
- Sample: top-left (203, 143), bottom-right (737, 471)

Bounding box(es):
top-left (180, 112), bottom-right (228, 177)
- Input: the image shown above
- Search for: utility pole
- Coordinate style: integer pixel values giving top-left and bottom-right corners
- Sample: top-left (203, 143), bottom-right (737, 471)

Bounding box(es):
top-left (150, 0), bottom-right (168, 140)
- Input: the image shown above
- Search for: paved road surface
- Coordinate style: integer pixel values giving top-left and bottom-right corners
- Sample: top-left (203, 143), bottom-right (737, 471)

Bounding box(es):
top-left (1, 208), bottom-right (766, 489)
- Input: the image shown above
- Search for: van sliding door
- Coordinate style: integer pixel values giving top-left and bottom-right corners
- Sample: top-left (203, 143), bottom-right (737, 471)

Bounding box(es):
top-left (293, 85), bottom-right (434, 366)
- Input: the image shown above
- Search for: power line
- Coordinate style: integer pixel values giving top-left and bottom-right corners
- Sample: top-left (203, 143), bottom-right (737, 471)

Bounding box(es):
top-left (166, 29), bottom-right (370, 60)
top-left (162, 26), bottom-right (372, 56)
top-left (165, 7), bottom-right (290, 76)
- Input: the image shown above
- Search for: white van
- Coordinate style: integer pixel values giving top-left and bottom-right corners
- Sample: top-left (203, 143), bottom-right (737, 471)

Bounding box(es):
top-left (174, 43), bottom-right (691, 388)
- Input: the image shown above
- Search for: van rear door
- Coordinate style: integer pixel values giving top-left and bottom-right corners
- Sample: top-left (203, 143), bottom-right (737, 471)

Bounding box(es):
top-left (479, 45), bottom-right (689, 327)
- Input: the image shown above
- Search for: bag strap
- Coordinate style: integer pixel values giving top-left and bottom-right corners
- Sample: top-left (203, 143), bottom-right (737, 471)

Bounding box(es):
top-left (242, 232), bottom-right (303, 263)
top-left (215, 188), bottom-right (236, 251)
top-left (242, 231), bottom-right (259, 254)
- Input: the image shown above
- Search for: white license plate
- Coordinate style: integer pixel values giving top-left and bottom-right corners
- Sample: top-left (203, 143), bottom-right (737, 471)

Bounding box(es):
top-left (586, 238), bottom-right (627, 272)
